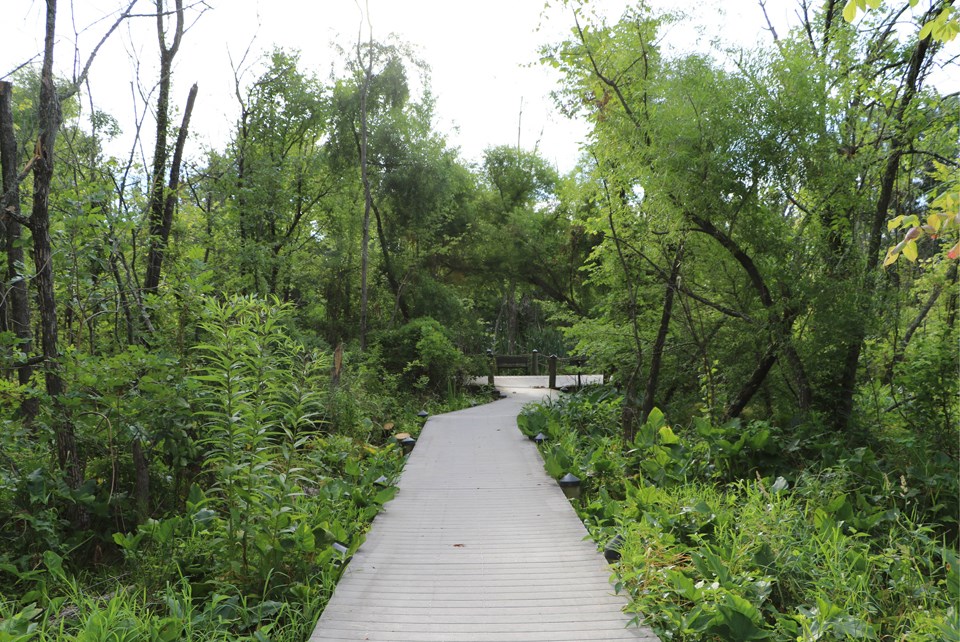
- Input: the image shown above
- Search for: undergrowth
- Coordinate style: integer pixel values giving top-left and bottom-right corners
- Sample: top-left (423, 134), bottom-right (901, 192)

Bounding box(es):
top-left (0, 296), bottom-right (488, 641)
top-left (521, 385), bottom-right (959, 641)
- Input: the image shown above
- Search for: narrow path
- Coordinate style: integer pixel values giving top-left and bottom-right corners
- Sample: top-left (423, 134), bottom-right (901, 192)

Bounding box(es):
top-left (310, 383), bottom-right (659, 641)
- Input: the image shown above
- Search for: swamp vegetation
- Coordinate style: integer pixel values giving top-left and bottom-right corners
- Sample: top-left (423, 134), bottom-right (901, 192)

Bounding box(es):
top-left (0, 0), bottom-right (958, 640)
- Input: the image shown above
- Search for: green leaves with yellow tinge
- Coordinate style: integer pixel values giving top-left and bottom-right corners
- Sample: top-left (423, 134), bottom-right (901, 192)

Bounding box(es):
top-left (902, 239), bottom-right (919, 262)
top-left (842, 0), bottom-right (882, 23)
top-left (884, 162), bottom-right (960, 267)
top-left (845, 0), bottom-right (958, 43)
top-left (919, 5), bottom-right (959, 42)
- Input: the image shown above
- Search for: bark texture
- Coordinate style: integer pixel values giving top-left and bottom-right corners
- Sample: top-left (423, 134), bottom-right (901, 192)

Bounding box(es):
top-left (0, 82), bottom-right (39, 423)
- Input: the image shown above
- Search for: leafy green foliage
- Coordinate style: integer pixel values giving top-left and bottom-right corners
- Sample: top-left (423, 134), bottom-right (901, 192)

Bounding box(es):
top-left (375, 317), bottom-right (466, 393)
top-left (3, 2), bottom-right (957, 639)
top-left (527, 387), bottom-right (958, 641)
top-left (0, 293), bottom-right (463, 638)
top-left (844, 0), bottom-right (959, 43)
top-left (545, 0), bottom-right (959, 439)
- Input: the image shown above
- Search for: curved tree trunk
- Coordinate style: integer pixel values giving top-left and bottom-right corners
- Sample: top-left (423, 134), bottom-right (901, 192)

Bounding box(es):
top-left (723, 345), bottom-right (778, 421)
top-left (641, 243), bottom-right (682, 422)
top-left (688, 212), bottom-right (809, 419)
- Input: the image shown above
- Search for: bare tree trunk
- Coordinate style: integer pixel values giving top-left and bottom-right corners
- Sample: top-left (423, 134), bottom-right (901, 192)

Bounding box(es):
top-left (144, 82), bottom-right (197, 292)
top-left (29, 0), bottom-right (86, 499)
top-left (0, 82), bottom-right (39, 423)
top-left (143, 0), bottom-right (185, 293)
top-left (134, 1), bottom-right (188, 518)
top-left (371, 193), bottom-right (410, 323)
top-left (21, 0), bottom-right (137, 526)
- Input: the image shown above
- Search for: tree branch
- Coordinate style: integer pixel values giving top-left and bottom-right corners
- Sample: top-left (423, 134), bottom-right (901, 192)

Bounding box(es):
top-left (614, 228), bottom-right (758, 323)
top-left (157, 0), bottom-right (185, 57)
top-left (758, 0), bottom-right (781, 43)
top-left (687, 213), bottom-right (773, 307)
top-left (62, 0), bottom-right (140, 102)
top-left (573, 10), bottom-right (640, 128)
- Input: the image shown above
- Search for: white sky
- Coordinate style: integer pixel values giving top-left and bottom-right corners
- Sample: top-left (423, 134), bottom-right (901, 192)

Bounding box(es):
top-left (2, 1), bottom-right (953, 173)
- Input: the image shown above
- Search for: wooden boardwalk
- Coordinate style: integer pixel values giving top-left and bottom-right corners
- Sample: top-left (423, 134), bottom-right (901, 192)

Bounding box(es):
top-left (310, 382), bottom-right (659, 642)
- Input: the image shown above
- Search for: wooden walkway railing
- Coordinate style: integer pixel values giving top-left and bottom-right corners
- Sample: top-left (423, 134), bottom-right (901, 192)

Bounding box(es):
top-left (484, 351), bottom-right (593, 389)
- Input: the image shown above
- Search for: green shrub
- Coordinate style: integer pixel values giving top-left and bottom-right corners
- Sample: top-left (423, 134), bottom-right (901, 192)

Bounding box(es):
top-left (526, 385), bottom-right (960, 642)
top-left (375, 317), bottom-right (466, 393)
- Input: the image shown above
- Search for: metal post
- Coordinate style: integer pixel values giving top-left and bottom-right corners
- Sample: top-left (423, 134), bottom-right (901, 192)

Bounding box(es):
top-left (548, 354), bottom-right (557, 389)
top-left (531, 349), bottom-right (539, 376)
top-left (486, 348), bottom-right (495, 385)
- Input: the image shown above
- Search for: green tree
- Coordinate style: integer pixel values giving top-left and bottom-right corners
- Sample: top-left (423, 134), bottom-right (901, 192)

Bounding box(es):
top-left (545, 0), bottom-right (956, 437)
top-left (221, 50), bottom-right (331, 297)
top-left (327, 39), bottom-right (486, 346)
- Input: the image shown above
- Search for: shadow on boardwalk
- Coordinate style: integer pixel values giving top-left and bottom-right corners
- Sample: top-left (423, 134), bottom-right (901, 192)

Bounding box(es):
top-left (310, 383), bottom-right (659, 642)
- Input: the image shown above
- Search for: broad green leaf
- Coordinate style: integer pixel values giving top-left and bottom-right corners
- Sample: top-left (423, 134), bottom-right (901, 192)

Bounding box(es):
top-left (832, 615), bottom-right (875, 638)
top-left (646, 407), bottom-right (665, 431)
top-left (666, 569), bottom-right (700, 600)
top-left (843, 0), bottom-right (858, 23)
top-left (715, 594), bottom-right (770, 639)
top-left (43, 550), bottom-right (64, 576)
top-left (658, 425), bottom-right (680, 445)
top-left (903, 240), bottom-right (918, 262)
top-left (887, 214), bottom-right (904, 231)
top-left (866, 0), bottom-right (881, 8)
top-left (344, 457), bottom-right (361, 477)
top-left (919, 20), bottom-right (934, 40)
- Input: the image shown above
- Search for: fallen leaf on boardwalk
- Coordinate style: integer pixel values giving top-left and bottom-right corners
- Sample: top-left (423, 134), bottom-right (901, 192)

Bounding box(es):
top-left (453, 543), bottom-right (465, 547)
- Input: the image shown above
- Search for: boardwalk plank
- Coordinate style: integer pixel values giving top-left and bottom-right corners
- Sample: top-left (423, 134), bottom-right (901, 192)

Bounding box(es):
top-left (310, 384), bottom-right (659, 641)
